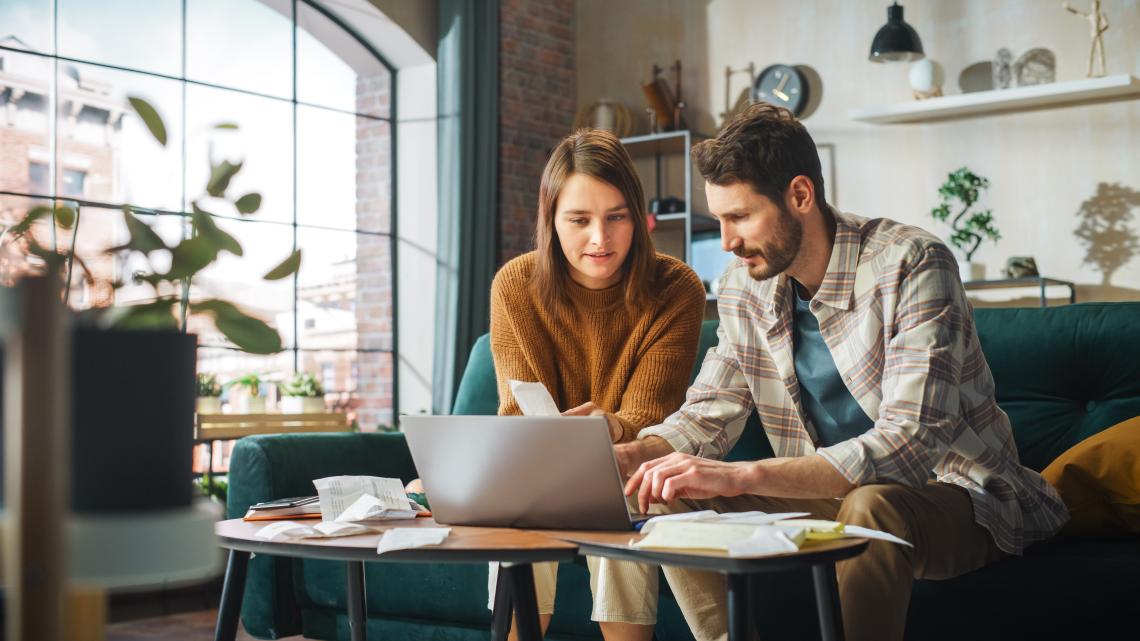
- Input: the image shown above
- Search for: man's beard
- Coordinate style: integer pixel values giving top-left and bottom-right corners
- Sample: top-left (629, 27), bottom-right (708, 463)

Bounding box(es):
top-left (734, 205), bottom-right (804, 281)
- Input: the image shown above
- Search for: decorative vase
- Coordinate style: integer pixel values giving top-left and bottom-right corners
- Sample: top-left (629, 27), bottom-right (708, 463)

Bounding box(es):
top-left (281, 396), bottom-right (326, 414)
top-left (958, 260), bottom-right (985, 283)
top-left (196, 396), bottom-right (221, 414)
top-left (236, 395), bottom-right (266, 414)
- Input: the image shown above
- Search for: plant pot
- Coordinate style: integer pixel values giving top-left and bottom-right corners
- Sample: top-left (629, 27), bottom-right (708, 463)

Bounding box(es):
top-left (196, 396), bottom-right (221, 414)
top-left (281, 396), bottom-right (325, 414)
top-left (958, 260), bottom-right (985, 283)
top-left (71, 326), bottom-right (196, 513)
top-left (235, 395), bottom-right (266, 414)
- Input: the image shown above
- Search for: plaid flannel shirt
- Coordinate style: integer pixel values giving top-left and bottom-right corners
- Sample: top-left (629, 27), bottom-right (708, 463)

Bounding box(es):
top-left (640, 210), bottom-right (1068, 554)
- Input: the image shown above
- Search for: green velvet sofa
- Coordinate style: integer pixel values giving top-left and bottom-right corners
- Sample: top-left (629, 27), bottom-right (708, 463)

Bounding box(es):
top-left (227, 302), bottom-right (1140, 640)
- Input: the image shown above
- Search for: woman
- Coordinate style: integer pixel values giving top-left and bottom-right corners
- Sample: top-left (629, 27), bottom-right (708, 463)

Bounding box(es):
top-left (488, 128), bottom-right (706, 641)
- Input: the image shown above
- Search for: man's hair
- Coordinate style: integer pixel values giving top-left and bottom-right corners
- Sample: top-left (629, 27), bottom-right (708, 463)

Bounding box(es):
top-left (530, 128), bottom-right (657, 314)
top-left (692, 102), bottom-right (826, 208)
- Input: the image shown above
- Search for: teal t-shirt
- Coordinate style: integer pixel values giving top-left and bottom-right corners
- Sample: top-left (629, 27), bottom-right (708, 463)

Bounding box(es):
top-left (791, 285), bottom-right (874, 447)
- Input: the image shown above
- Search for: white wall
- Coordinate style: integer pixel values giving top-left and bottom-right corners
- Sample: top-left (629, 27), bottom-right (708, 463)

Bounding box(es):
top-left (577, 0), bottom-right (1140, 303)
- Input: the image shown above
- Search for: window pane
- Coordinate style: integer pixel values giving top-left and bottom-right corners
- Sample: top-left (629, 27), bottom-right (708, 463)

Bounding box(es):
top-left (58, 0), bottom-right (181, 76)
top-left (187, 216), bottom-right (294, 350)
top-left (0, 49), bottom-right (53, 197)
top-left (297, 2), bottom-right (390, 118)
top-left (0, 0), bottom-right (53, 55)
top-left (186, 0), bottom-right (293, 99)
top-left (186, 85), bottom-right (292, 225)
top-left (299, 349), bottom-right (393, 430)
top-left (295, 227), bottom-right (362, 351)
top-left (57, 61), bottom-right (183, 211)
top-left (298, 106), bottom-right (390, 232)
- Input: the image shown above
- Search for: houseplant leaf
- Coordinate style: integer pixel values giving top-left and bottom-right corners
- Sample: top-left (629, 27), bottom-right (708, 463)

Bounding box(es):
top-left (111, 298), bottom-right (180, 329)
top-left (234, 192), bottom-right (262, 215)
top-left (54, 205), bottom-right (76, 230)
top-left (128, 96), bottom-right (167, 147)
top-left (263, 249), bottom-right (301, 281)
top-left (193, 299), bottom-right (282, 354)
top-left (191, 206), bottom-right (243, 257)
top-left (112, 207), bottom-right (167, 255)
top-left (10, 205), bottom-right (53, 235)
top-left (207, 159), bottom-right (243, 197)
top-left (163, 236), bottom-right (217, 281)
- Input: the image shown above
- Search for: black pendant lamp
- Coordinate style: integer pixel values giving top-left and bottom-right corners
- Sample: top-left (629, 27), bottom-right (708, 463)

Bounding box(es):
top-left (869, 2), bottom-right (924, 63)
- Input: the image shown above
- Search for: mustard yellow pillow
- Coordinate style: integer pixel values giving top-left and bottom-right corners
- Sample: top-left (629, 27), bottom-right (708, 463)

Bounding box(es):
top-left (1041, 416), bottom-right (1140, 536)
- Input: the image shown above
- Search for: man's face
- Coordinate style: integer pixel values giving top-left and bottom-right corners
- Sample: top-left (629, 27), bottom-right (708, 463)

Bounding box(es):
top-left (705, 181), bottom-right (803, 281)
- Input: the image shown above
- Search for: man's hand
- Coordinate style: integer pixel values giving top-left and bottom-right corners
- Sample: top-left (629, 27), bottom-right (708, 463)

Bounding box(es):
top-left (624, 452), bottom-right (755, 514)
top-left (562, 401), bottom-right (622, 443)
top-left (613, 435), bottom-right (675, 480)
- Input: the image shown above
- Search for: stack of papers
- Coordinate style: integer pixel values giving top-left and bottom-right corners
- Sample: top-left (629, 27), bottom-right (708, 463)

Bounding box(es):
top-left (633, 511), bottom-right (912, 557)
top-left (312, 476), bottom-right (425, 522)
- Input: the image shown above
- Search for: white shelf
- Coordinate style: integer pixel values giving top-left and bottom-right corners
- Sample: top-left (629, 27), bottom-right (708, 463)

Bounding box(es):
top-left (849, 74), bottom-right (1140, 124)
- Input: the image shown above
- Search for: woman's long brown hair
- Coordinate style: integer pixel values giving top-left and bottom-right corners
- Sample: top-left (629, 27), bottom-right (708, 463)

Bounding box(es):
top-left (530, 129), bottom-right (657, 315)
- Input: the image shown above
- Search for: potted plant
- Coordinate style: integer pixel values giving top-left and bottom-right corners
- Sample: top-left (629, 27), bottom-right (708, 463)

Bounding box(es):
top-left (226, 373), bottom-right (266, 414)
top-left (930, 166), bottom-right (1001, 282)
top-left (196, 372), bottom-right (223, 414)
top-left (0, 97), bottom-right (301, 512)
top-left (278, 372), bottom-right (326, 414)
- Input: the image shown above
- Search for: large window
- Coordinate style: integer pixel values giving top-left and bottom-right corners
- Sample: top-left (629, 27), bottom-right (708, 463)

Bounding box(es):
top-left (0, 0), bottom-right (397, 429)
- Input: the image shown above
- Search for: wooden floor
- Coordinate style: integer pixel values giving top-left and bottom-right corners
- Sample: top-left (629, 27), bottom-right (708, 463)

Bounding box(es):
top-left (105, 608), bottom-right (300, 641)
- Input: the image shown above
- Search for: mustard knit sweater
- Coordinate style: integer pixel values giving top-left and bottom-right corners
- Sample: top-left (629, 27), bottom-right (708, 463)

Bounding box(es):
top-left (489, 252), bottom-right (707, 443)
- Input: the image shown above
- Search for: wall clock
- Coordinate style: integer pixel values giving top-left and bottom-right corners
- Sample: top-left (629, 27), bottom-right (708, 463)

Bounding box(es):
top-left (752, 64), bottom-right (809, 116)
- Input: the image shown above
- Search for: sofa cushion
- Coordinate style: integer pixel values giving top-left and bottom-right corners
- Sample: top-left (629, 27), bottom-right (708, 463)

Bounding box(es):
top-left (453, 333), bottom-right (499, 415)
top-left (1041, 416), bottom-right (1140, 535)
top-left (973, 303), bottom-right (1140, 471)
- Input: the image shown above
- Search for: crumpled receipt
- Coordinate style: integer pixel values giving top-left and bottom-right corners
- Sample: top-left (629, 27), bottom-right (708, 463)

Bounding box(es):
top-left (376, 527), bottom-right (451, 554)
top-left (255, 520), bottom-right (374, 542)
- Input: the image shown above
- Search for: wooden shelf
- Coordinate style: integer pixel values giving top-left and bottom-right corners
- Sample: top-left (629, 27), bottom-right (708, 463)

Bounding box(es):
top-left (849, 74), bottom-right (1140, 124)
top-left (194, 412), bottom-right (350, 440)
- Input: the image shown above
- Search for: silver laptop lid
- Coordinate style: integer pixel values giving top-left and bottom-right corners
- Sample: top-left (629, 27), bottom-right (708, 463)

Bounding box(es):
top-left (402, 415), bottom-right (634, 530)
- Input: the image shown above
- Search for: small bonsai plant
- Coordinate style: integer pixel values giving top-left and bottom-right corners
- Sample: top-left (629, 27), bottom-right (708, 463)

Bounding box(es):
top-left (931, 167), bottom-right (1001, 263)
top-left (279, 372), bottom-right (326, 413)
top-left (225, 372), bottom-right (266, 413)
top-left (195, 372), bottom-right (223, 414)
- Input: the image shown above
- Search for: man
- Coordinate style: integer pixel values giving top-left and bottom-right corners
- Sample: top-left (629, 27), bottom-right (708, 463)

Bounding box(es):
top-left (614, 102), bottom-right (1068, 641)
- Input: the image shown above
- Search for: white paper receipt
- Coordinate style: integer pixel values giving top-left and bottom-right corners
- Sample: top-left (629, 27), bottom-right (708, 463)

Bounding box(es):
top-left (376, 527), bottom-right (451, 554)
top-left (313, 475), bottom-right (412, 522)
top-left (509, 380), bottom-right (561, 416)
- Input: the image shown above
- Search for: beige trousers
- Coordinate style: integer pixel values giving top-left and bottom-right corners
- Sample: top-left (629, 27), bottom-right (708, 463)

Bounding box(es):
top-left (487, 556), bottom-right (658, 624)
top-left (661, 482), bottom-right (1005, 641)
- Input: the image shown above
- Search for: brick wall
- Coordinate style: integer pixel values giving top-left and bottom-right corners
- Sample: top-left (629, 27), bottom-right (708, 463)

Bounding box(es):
top-left (355, 72), bottom-right (395, 429)
top-left (497, 0), bottom-right (576, 264)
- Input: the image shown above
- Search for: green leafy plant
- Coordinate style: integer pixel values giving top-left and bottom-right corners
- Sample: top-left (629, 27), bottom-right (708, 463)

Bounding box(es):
top-left (278, 372), bottom-right (324, 398)
top-left (225, 373), bottom-right (264, 397)
top-left (195, 473), bottom-right (227, 503)
top-left (930, 167), bottom-right (1001, 262)
top-left (0, 96), bottom-right (300, 354)
top-left (197, 372), bottom-right (222, 397)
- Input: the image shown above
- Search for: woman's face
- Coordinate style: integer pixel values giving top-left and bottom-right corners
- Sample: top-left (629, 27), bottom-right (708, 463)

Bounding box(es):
top-left (553, 173), bottom-right (635, 290)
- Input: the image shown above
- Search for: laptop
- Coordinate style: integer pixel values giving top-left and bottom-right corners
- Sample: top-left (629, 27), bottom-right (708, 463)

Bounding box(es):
top-left (401, 415), bottom-right (648, 530)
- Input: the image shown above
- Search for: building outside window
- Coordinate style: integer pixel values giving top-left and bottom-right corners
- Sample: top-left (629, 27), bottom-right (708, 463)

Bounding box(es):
top-left (0, 0), bottom-right (397, 431)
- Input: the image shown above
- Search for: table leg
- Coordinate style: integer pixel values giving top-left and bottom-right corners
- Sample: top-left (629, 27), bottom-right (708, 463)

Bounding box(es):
top-left (490, 564), bottom-right (514, 641)
top-left (811, 562), bottom-right (845, 641)
top-left (503, 563), bottom-right (542, 641)
top-left (346, 561), bottom-right (368, 641)
top-left (726, 572), bottom-right (753, 641)
top-left (214, 549), bottom-right (250, 641)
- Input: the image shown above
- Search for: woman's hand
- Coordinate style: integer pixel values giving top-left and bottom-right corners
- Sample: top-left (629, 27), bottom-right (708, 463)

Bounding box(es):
top-left (562, 401), bottom-right (623, 443)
